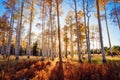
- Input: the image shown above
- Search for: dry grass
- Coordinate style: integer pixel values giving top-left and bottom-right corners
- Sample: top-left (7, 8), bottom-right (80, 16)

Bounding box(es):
top-left (0, 54), bottom-right (120, 64)
top-left (0, 59), bottom-right (120, 80)
top-left (0, 54), bottom-right (120, 80)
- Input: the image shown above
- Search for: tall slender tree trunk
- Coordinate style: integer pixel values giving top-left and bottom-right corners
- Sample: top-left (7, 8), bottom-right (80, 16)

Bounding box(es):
top-left (96, 0), bottom-right (106, 63)
top-left (74, 0), bottom-right (82, 62)
top-left (46, 16), bottom-right (50, 58)
top-left (41, 14), bottom-right (45, 60)
top-left (70, 25), bottom-right (73, 58)
top-left (82, 0), bottom-right (91, 63)
top-left (87, 15), bottom-right (91, 54)
top-left (95, 27), bottom-right (100, 53)
top-left (41, 2), bottom-right (45, 60)
top-left (27, 1), bottom-right (33, 59)
top-left (15, 20), bottom-right (20, 60)
top-left (104, 5), bottom-right (113, 56)
top-left (6, 2), bottom-right (15, 59)
top-left (87, 16), bottom-right (91, 55)
top-left (92, 27), bottom-right (95, 54)
top-left (48, 33), bottom-right (50, 58)
top-left (15, 0), bottom-right (24, 60)
top-left (1, 33), bottom-right (5, 58)
top-left (65, 27), bottom-right (68, 58)
top-left (65, 40), bottom-right (68, 58)
top-left (54, 25), bottom-right (57, 57)
top-left (114, 0), bottom-right (120, 30)
top-left (50, 2), bottom-right (54, 60)
top-left (56, 0), bottom-right (62, 62)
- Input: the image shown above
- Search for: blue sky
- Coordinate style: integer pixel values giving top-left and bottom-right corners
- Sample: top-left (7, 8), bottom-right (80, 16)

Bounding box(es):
top-left (0, 0), bottom-right (6, 16)
top-left (101, 2), bottom-right (120, 47)
top-left (0, 0), bottom-right (120, 49)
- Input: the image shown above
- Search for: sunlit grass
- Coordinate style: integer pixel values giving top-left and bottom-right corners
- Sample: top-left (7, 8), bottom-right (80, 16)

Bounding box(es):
top-left (0, 54), bottom-right (120, 65)
top-left (91, 54), bottom-right (120, 64)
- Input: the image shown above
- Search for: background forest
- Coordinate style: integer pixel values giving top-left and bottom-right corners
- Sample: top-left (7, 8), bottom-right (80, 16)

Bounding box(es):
top-left (0, 0), bottom-right (120, 80)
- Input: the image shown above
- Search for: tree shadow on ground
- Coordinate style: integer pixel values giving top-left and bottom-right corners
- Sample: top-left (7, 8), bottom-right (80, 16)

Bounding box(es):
top-left (49, 61), bottom-right (64, 80)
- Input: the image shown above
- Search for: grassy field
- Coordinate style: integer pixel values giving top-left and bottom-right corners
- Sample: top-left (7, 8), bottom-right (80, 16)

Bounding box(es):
top-left (0, 54), bottom-right (120, 64)
top-left (0, 54), bottom-right (120, 80)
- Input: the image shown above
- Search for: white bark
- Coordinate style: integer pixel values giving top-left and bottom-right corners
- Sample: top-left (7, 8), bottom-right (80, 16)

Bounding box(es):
top-left (96, 0), bottom-right (106, 63)
top-left (74, 0), bottom-right (82, 62)
top-left (50, 3), bottom-right (54, 60)
top-left (27, 1), bottom-right (33, 59)
top-left (15, 0), bottom-right (24, 60)
top-left (7, 5), bottom-right (14, 58)
top-left (41, 2), bottom-right (45, 60)
top-left (82, 0), bottom-right (91, 62)
top-left (15, 20), bottom-right (20, 60)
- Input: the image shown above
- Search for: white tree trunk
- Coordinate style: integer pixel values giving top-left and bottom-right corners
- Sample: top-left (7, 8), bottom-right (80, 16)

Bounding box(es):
top-left (15, 0), bottom-right (24, 60)
top-left (27, 1), bottom-right (33, 59)
top-left (74, 0), bottom-right (82, 62)
top-left (41, 3), bottom-right (45, 60)
top-left (82, 0), bottom-right (91, 62)
top-left (50, 4), bottom-right (54, 60)
top-left (7, 14), bottom-right (13, 58)
top-left (15, 21), bottom-right (20, 60)
top-left (96, 0), bottom-right (106, 63)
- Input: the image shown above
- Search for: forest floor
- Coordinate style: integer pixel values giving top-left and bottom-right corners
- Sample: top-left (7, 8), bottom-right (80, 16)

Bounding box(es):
top-left (0, 54), bottom-right (120, 80)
